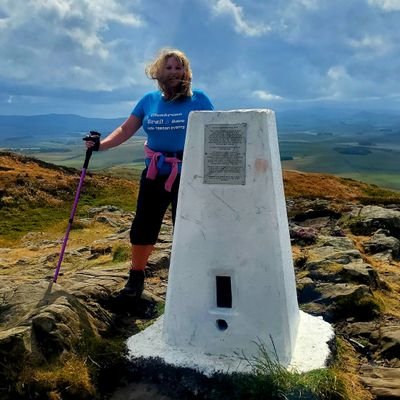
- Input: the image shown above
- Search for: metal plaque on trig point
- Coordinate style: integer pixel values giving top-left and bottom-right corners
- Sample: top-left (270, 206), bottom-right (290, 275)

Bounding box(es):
top-left (204, 123), bottom-right (247, 185)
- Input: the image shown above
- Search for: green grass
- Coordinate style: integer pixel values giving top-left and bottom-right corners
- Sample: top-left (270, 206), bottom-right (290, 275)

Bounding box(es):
top-left (233, 342), bottom-right (347, 400)
top-left (0, 206), bottom-right (69, 240)
top-left (112, 244), bottom-right (131, 262)
top-left (0, 180), bottom-right (137, 242)
top-left (20, 330), bottom-right (131, 400)
top-left (78, 182), bottom-right (136, 212)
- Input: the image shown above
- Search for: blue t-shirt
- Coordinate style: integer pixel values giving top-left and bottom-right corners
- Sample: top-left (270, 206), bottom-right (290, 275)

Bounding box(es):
top-left (131, 89), bottom-right (214, 153)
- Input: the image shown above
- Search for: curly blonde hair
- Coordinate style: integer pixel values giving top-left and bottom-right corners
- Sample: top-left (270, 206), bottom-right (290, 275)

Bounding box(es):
top-left (145, 48), bottom-right (193, 100)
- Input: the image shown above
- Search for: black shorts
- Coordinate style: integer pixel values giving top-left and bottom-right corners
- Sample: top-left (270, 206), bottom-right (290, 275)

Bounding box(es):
top-left (130, 169), bottom-right (181, 245)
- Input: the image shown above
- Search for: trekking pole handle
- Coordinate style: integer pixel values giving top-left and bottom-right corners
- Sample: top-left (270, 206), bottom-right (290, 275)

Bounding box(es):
top-left (82, 131), bottom-right (101, 169)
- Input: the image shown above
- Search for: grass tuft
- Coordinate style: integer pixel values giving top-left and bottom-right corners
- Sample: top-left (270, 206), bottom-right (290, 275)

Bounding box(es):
top-left (26, 353), bottom-right (95, 399)
top-left (235, 341), bottom-right (347, 400)
top-left (112, 244), bottom-right (131, 263)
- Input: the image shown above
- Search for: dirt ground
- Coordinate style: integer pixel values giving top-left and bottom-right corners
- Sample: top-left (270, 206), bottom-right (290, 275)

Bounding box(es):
top-left (110, 382), bottom-right (175, 400)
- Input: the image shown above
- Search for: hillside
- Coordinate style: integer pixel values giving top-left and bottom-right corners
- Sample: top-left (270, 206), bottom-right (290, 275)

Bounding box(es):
top-left (1, 151), bottom-right (398, 233)
top-left (1, 151), bottom-right (397, 206)
top-left (282, 169), bottom-right (394, 202)
top-left (4, 151), bottom-right (391, 264)
top-left (0, 151), bottom-right (139, 242)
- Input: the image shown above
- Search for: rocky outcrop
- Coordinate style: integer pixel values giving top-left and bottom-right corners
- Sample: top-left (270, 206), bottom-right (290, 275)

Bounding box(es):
top-left (290, 201), bottom-right (400, 399)
top-left (0, 273), bottom-right (119, 384)
top-left (2, 201), bottom-right (400, 399)
top-left (295, 235), bottom-right (381, 322)
top-left (347, 205), bottom-right (400, 238)
top-left (363, 230), bottom-right (400, 261)
top-left (0, 206), bottom-right (172, 399)
top-left (360, 365), bottom-right (400, 399)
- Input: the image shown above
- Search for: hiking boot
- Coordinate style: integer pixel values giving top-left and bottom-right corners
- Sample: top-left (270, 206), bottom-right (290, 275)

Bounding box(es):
top-left (121, 269), bottom-right (145, 298)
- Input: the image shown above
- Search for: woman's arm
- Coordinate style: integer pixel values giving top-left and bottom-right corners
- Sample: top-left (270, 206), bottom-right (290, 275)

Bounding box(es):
top-left (99, 115), bottom-right (142, 151)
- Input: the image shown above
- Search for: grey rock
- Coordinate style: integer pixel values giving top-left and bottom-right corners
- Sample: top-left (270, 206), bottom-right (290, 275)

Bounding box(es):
top-left (307, 283), bottom-right (380, 321)
top-left (306, 262), bottom-right (378, 286)
top-left (296, 277), bottom-right (319, 303)
top-left (147, 251), bottom-right (171, 273)
top-left (363, 233), bottom-right (400, 260)
top-left (301, 234), bottom-right (380, 287)
top-left (87, 205), bottom-right (122, 217)
top-left (360, 365), bottom-right (400, 399)
top-left (349, 205), bottom-right (400, 238)
top-left (340, 262), bottom-right (381, 288)
top-left (95, 215), bottom-right (120, 227)
top-left (317, 235), bottom-right (355, 251)
top-left (89, 240), bottom-right (113, 257)
top-left (0, 326), bottom-right (32, 386)
top-left (0, 270), bottom-right (126, 365)
top-left (316, 283), bottom-right (371, 305)
top-left (376, 325), bottom-right (400, 360)
top-left (342, 321), bottom-right (378, 340)
top-left (289, 225), bottom-right (318, 245)
top-left (39, 249), bottom-right (84, 265)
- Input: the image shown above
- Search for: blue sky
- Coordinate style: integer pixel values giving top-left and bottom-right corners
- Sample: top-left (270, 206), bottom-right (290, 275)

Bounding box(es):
top-left (1, 0), bottom-right (400, 117)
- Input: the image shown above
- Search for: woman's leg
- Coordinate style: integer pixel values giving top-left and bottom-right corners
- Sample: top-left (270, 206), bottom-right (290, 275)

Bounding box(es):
top-left (131, 244), bottom-right (154, 270)
top-left (122, 171), bottom-right (172, 297)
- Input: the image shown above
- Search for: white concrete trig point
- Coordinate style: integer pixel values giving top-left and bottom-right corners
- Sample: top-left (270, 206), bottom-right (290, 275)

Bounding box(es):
top-left (127, 110), bottom-right (334, 376)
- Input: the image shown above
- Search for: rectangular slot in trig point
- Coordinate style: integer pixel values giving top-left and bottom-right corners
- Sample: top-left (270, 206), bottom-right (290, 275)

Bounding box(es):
top-left (216, 276), bottom-right (232, 308)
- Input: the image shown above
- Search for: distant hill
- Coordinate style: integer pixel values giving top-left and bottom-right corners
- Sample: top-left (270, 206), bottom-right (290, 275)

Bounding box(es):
top-left (0, 114), bottom-right (125, 139)
top-left (1, 108), bottom-right (400, 144)
top-left (2, 110), bottom-right (400, 192)
top-left (276, 107), bottom-right (400, 134)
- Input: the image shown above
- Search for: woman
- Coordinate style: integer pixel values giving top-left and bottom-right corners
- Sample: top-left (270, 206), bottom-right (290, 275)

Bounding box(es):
top-left (86, 48), bottom-right (214, 298)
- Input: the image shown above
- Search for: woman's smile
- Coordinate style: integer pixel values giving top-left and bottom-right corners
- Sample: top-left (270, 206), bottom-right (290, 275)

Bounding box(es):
top-left (163, 56), bottom-right (184, 88)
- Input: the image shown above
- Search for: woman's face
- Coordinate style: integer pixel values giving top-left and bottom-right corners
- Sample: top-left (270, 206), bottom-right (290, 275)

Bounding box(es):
top-left (161, 56), bottom-right (184, 90)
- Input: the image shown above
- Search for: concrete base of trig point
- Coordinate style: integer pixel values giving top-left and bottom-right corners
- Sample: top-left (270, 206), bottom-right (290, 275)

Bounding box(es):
top-left (127, 311), bottom-right (334, 376)
top-left (127, 109), bottom-right (334, 376)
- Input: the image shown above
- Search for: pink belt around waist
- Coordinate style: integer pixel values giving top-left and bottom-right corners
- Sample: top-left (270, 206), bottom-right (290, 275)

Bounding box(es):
top-left (144, 144), bottom-right (182, 192)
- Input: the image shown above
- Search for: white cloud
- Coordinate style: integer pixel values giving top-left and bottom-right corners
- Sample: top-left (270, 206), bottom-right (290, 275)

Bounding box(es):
top-left (0, 17), bottom-right (8, 30)
top-left (253, 90), bottom-right (283, 101)
top-left (0, 0), bottom-right (145, 91)
top-left (2, 0), bottom-right (400, 115)
top-left (349, 35), bottom-right (385, 49)
top-left (324, 65), bottom-right (383, 100)
top-left (324, 66), bottom-right (351, 98)
top-left (211, 0), bottom-right (270, 37)
top-left (31, 0), bottom-right (143, 27)
top-left (348, 35), bottom-right (391, 56)
top-left (297, 0), bottom-right (320, 10)
top-left (368, 0), bottom-right (400, 11)
top-left (327, 65), bottom-right (349, 81)
top-left (67, 28), bottom-right (110, 59)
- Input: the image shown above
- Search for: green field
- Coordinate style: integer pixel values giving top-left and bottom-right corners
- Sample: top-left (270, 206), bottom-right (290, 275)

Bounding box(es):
top-left (14, 137), bottom-right (147, 178)
top-left (279, 132), bottom-right (400, 191)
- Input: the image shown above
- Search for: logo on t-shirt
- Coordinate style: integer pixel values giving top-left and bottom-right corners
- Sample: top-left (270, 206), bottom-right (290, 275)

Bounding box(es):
top-left (146, 113), bottom-right (186, 132)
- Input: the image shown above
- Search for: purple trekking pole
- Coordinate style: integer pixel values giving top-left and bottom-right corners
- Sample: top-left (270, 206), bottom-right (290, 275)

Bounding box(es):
top-left (53, 131), bottom-right (101, 283)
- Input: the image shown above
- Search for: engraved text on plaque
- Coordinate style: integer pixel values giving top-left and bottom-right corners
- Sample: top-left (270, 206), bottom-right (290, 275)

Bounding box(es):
top-left (204, 123), bottom-right (247, 185)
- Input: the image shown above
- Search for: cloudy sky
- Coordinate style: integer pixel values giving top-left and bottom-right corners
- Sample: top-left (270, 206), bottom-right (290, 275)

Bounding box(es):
top-left (1, 0), bottom-right (400, 117)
